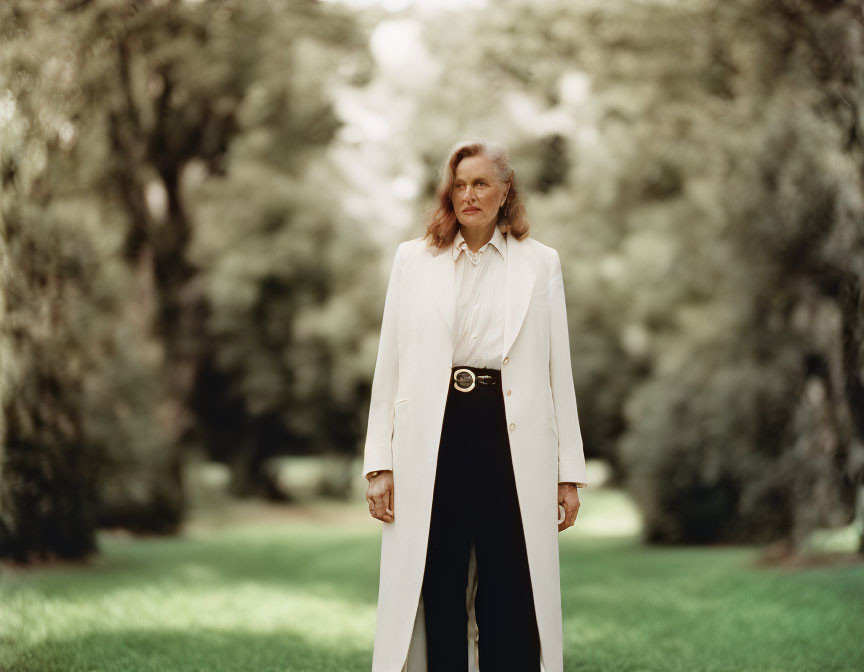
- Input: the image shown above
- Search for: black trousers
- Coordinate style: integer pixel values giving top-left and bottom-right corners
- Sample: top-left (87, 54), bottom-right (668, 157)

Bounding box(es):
top-left (422, 365), bottom-right (541, 671)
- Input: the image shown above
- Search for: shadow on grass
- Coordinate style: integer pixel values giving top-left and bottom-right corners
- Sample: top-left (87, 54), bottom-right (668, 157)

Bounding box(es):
top-left (4, 522), bottom-right (862, 672)
top-left (5, 628), bottom-right (373, 672)
top-left (557, 538), bottom-right (864, 672)
top-left (5, 526), bottom-right (383, 608)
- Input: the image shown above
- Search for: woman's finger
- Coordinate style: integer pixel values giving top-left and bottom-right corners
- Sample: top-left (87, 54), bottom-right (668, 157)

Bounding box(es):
top-left (381, 490), bottom-right (390, 519)
top-left (374, 493), bottom-right (387, 519)
top-left (381, 489), bottom-right (393, 523)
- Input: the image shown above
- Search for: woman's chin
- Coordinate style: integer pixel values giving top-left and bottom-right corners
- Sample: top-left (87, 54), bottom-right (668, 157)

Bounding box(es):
top-left (458, 218), bottom-right (491, 229)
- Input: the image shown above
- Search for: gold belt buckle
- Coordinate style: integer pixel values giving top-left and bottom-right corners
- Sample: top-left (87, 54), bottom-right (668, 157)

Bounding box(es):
top-left (453, 368), bottom-right (476, 392)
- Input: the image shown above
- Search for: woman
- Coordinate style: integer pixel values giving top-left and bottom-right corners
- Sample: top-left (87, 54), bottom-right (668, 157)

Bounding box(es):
top-left (363, 138), bottom-right (588, 672)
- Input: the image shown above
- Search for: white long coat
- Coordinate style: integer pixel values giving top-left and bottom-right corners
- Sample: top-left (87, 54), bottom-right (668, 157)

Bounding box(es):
top-left (362, 231), bottom-right (589, 672)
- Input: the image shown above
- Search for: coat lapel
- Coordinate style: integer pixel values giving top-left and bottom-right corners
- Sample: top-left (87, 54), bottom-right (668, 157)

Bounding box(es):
top-left (503, 232), bottom-right (537, 358)
top-left (425, 231), bottom-right (537, 361)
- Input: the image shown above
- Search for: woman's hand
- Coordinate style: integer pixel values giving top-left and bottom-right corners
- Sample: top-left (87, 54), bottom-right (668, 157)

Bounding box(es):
top-left (557, 483), bottom-right (580, 532)
top-left (366, 470), bottom-right (395, 523)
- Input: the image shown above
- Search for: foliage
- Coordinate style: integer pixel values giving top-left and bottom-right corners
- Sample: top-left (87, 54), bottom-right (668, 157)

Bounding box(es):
top-left (0, 0), bottom-right (375, 561)
top-left (408, 0), bottom-right (864, 547)
top-left (2, 0), bottom-right (862, 559)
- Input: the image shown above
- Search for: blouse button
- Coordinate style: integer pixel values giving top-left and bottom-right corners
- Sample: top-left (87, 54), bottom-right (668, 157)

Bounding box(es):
top-left (503, 357), bottom-right (509, 365)
top-left (506, 389), bottom-right (511, 396)
top-left (509, 423), bottom-right (516, 431)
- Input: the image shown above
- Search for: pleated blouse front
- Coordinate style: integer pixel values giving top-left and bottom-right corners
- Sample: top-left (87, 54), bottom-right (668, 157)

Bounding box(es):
top-left (451, 225), bottom-right (507, 371)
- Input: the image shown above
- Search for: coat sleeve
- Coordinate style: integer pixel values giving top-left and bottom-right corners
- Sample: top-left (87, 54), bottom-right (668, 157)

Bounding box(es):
top-left (548, 247), bottom-right (589, 486)
top-left (362, 242), bottom-right (407, 479)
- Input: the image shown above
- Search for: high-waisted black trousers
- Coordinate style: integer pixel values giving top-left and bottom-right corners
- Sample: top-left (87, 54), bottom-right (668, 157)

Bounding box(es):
top-left (422, 365), bottom-right (541, 671)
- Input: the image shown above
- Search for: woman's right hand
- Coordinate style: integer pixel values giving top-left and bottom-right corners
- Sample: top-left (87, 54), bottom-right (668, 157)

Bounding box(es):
top-left (366, 470), bottom-right (395, 523)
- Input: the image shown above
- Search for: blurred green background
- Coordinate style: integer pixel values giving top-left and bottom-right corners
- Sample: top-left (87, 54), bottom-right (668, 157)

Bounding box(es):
top-left (1, 0), bottom-right (863, 669)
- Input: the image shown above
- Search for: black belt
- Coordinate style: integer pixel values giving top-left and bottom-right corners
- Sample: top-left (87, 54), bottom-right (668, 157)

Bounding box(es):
top-left (451, 365), bottom-right (501, 393)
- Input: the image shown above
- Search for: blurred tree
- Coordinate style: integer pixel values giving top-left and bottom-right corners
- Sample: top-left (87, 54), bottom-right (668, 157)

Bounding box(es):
top-left (407, 0), bottom-right (864, 550)
top-left (0, 206), bottom-right (103, 561)
top-left (616, 0), bottom-right (864, 552)
top-left (180, 3), bottom-right (379, 497)
top-left (80, 0), bottom-right (373, 498)
top-left (188, 158), bottom-right (382, 497)
top-left (0, 0), bottom-right (374, 560)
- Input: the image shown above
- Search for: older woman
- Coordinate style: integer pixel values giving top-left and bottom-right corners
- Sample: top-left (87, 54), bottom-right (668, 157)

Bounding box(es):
top-left (363, 138), bottom-right (588, 672)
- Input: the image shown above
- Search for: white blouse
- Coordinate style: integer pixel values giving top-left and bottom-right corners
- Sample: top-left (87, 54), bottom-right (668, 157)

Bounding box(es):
top-left (451, 225), bottom-right (507, 370)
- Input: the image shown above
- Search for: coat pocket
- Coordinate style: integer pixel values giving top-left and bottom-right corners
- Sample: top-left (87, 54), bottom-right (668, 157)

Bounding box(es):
top-left (391, 399), bottom-right (409, 443)
top-left (391, 400), bottom-right (410, 472)
top-left (549, 414), bottom-right (560, 442)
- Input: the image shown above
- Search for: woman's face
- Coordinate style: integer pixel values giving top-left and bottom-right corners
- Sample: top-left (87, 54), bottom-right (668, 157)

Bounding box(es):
top-left (450, 154), bottom-right (509, 231)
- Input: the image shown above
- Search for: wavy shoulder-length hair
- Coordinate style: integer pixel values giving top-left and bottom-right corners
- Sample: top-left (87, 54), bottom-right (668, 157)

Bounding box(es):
top-left (423, 138), bottom-right (529, 249)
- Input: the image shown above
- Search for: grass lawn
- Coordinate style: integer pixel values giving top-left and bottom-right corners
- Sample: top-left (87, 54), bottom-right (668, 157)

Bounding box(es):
top-left (1, 488), bottom-right (862, 671)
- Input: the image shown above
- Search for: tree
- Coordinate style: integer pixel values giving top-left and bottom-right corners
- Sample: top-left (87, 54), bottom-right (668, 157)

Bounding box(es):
top-left (0, 0), bottom-right (374, 560)
top-left (404, 0), bottom-right (864, 549)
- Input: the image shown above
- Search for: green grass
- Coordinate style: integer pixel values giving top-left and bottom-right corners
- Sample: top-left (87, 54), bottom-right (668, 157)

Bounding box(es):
top-left (1, 490), bottom-right (862, 671)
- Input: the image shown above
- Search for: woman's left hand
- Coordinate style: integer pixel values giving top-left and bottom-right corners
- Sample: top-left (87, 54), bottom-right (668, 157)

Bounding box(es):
top-left (557, 483), bottom-right (581, 532)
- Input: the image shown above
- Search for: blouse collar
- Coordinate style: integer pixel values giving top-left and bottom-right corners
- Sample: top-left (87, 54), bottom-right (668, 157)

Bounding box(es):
top-left (452, 225), bottom-right (507, 262)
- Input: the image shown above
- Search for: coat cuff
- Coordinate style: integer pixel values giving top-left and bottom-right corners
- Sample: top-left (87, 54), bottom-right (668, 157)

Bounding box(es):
top-left (363, 466), bottom-right (392, 480)
top-left (558, 456), bottom-right (588, 485)
top-left (362, 450), bottom-right (393, 481)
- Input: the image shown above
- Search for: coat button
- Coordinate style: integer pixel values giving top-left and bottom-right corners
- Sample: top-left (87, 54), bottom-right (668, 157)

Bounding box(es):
top-left (503, 357), bottom-right (509, 365)
top-left (506, 389), bottom-right (511, 396)
top-left (509, 423), bottom-right (516, 431)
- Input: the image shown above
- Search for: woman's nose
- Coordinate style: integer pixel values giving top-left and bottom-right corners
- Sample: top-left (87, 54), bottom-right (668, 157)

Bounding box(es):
top-left (463, 185), bottom-right (476, 201)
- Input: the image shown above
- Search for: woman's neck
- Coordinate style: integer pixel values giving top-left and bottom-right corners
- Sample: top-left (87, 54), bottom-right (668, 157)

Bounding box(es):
top-left (460, 223), bottom-right (496, 253)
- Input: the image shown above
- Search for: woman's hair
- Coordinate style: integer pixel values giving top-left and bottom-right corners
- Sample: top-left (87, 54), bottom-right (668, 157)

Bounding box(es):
top-left (422, 138), bottom-right (529, 249)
